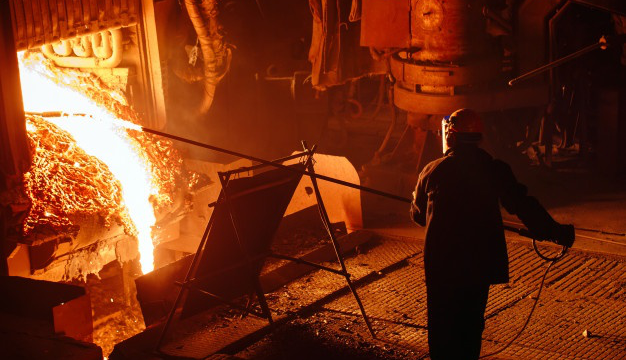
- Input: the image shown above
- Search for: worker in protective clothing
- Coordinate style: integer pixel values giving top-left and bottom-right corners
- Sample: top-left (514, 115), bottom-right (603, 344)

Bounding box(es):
top-left (410, 108), bottom-right (575, 360)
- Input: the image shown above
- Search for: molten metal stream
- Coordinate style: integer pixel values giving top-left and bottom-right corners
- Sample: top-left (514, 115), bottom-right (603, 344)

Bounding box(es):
top-left (18, 53), bottom-right (158, 273)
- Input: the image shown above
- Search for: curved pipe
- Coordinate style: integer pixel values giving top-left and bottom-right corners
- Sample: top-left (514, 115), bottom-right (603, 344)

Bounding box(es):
top-left (184, 0), bottom-right (231, 117)
top-left (41, 29), bottom-right (123, 68)
top-left (91, 31), bottom-right (113, 59)
top-left (71, 36), bottom-right (93, 58)
top-left (52, 40), bottom-right (73, 56)
top-left (172, 59), bottom-right (205, 83)
top-left (96, 29), bottom-right (123, 67)
top-left (346, 98), bottom-right (363, 119)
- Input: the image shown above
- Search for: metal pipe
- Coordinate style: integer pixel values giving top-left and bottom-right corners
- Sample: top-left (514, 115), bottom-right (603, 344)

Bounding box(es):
top-left (140, 126), bottom-right (412, 203)
top-left (10, 0), bottom-right (140, 51)
top-left (305, 145), bottom-right (376, 337)
top-left (184, 0), bottom-right (231, 117)
top-left (91, 32), bottom-right (113, 59)
top-left (548, 0), bottom-right (574, 87)
top-left (504, 220), bottom-right (625, 244)
top-left (41, 29), bottom-right (123, 68)
top-left (155, 193), bottom-right (221, 350)
top-left (482, 6), bottom-right (512, 34)
top-left (71, 36), bottom-right (93, 58)
top-left (268, 253), bottom-right (347, 276)
top-left (51, 40), bottom-right (73, 56)
top-left (509, 36), bottom-right (607, 86)
top-left (97, 29), bottom-right (124, 68)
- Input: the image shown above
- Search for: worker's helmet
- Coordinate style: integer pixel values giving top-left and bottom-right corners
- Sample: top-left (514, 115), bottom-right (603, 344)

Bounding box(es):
top-left (441, 109), bottom-right (483, 153)
top-left (442, 108), bottom-right (483, 143)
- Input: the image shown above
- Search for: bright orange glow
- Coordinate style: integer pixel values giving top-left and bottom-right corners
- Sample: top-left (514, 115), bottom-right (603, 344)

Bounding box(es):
top-left (18, 52), bottom-right (168, 274)
top-left (46, 115), bottom-right (157, 273)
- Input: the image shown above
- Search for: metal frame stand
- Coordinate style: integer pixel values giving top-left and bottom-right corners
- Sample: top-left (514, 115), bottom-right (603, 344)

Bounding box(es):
top-left (155, 145), bottom-right (375, 354)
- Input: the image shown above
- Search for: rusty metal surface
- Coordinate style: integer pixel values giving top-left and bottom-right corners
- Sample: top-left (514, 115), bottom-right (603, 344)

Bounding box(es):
top-left (360, 0), bottom-right (410, 48)
top-left (8, 0), bottom-right (140, 51)
top-left (393, 82), bottom-right (550, 114)
top-left (390, 54), bottom-right (501, 87)
top-left (410, 0), bottom-right (491, 62)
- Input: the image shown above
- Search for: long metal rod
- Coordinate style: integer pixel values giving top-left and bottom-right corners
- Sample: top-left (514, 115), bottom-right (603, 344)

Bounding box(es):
top-left (508, 35), bottom-right (607, 86)
top-left (306, 149), bottom-right (377, 338)
top-left (155, 193), bottom-right (221, 351)
top-left (221, 151), bottom-right (311, 176)
top-left (268, 253), bottom-right (347, 276)
top-left (219, 173), bottom-right (275, 325)
top-left (140, 126), bottom-right (410, 203)
top-left (504, 220), bottom-right (625, 245)
top-left (180, 284), bottom-right (267, 318)
top-left (185, 252), bottom-right (269, 286)
top-left (142, 127), bottom-right (546, 244)
top-left (503, 224), bottom-right (534, 239)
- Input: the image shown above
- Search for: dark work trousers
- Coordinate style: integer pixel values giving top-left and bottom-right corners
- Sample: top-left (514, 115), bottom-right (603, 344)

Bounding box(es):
top-left (426, 283), bottom-right (490, 360)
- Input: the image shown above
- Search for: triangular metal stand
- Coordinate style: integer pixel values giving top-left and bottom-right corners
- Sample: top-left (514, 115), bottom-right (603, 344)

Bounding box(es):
top-left (155, 144), bottom-right (375, 354)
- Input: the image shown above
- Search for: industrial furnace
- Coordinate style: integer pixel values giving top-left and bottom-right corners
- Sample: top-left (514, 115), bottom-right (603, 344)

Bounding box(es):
top-left (0, 0), bottom-right (624, 358)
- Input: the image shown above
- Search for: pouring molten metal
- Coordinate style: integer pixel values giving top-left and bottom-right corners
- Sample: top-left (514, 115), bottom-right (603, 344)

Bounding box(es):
top-left (18, 52), bottom-right (184, 274)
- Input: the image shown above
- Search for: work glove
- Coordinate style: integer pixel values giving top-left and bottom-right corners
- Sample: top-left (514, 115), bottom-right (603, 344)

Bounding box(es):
top-left (549, 223), bottom-right (575, 248)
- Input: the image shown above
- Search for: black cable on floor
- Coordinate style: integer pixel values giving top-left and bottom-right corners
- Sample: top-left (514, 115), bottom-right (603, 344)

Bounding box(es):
top-left (479, 241), bottom-right (568, 358)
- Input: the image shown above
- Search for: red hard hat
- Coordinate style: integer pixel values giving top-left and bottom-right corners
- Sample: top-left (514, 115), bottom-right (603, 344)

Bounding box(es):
top-left (446, 108), bottom-right (484, 134)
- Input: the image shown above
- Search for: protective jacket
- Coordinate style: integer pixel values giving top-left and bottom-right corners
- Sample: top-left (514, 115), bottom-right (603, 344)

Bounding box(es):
top-left (411, 145), bottom-right (559, 286)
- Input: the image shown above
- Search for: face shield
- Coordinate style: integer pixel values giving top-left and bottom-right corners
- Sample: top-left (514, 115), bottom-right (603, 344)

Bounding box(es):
top-left (438, 111), bottom-right (483, 154)
top-left (440, 115), bottom-right (451, 154)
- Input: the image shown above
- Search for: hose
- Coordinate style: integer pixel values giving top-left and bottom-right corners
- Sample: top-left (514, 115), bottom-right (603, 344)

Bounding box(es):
top-left (184, 0), bottom-right (232, 117)
top-left (476, 223), bottom-right (570, 357)
top-left (480, 238), bottom-right (568, 358)
top-left (479, 252), bottom-right (565, 359)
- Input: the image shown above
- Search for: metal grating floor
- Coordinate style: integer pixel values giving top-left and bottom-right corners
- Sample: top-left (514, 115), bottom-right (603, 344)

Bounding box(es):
top-left (158, 237), bottom-right (423, 358)
top-left (119, 236), bottom-right (624, 360)
top-left (323, 242), bottom-right (626, 360)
